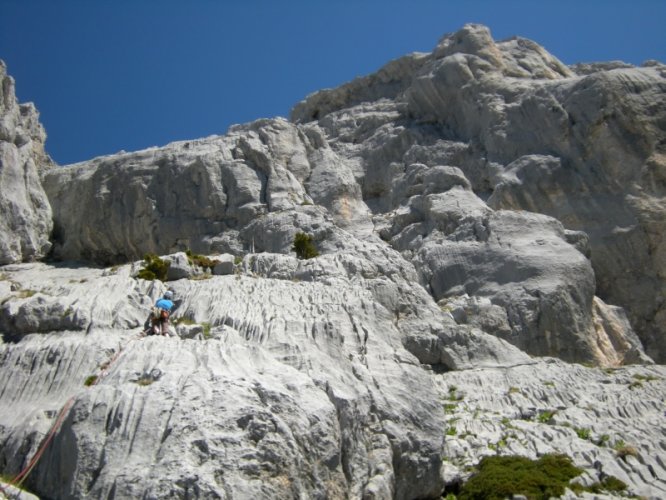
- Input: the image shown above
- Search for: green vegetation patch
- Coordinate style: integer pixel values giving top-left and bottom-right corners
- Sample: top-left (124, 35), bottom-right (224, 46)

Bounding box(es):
top-left (292, 232), bottom-right (319, 259)
top-left (173, 316), bottom-right (196, 326)
top-left (16, 289), bottom-right (37, 299)
top-left (134, 377), bottom-right (154, 386)
top-left (137, 254), bottom-right (170, 282)
top-left (575, 427), bottom-right (591, 440)
top-left (571, 475), bottom-right (628, 495)
top-left (443, 403), bottom-right (458, 414)
top-left (84, 375), bottom-right (98, 386)
top-left (614, 440), bottom-right (639, 460)
top-left (537, 410), bottom-right (556, 424)
top-left (457, 454), bottom-right (583, 500)
top-left (185, 249), bottom-right (220, 272)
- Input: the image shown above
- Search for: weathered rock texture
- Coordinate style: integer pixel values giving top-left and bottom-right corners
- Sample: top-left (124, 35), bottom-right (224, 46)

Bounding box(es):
top-left (1, 24), bottom-right (665, 500)
top-left (0, 61), bottom-right (53, 265)
top-left (0, 262), bottom-right (524, 499)
top-left (292, 24), bottom-right (666, 362)
top-left (437, 360), bottom-right (666, 499)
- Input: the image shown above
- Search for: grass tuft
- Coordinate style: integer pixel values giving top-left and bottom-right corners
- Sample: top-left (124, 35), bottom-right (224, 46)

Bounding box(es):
top-left (201, 322), bottom-right (212, 339)
top-left (537, 410), bottom-right (556, 424)
top-left (575, 427), bottom-right (591, 440)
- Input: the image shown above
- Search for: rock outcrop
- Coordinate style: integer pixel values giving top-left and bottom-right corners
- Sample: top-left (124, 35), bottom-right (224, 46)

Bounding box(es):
top-left (0, 61), bottom-right (53, 265)
top-left (1, 23), bottom-right (665, 499)
top-left (0, 261), bottom-right (522, 499)
top-left (292, 23), bottom-right (666, 363)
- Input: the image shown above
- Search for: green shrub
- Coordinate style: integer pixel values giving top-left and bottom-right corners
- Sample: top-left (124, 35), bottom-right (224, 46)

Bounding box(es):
top-left (84, 375), bottom-right (98, 386)
top-left (185, 249), bottom-right (219, 272)
top-left (137, 254), bottom-right (170, 282)
top-left (596, 434), bottom-right (610, 447)
top-left (458, 454), bottom-right (583, 500)
top-left (597, 475), bottom-right (628, 492)
top-left (292, 232), bottom-right (319, 259)
top-left (573, 475), bottom-right (628, 495)
top-left (537, 410), bottom-right (556, 424)
top-left (575, 427), bottom-right (591, 440)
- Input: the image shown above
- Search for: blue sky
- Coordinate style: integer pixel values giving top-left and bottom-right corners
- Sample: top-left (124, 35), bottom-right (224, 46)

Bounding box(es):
top-left (1, 0), bottom-right (665, 165)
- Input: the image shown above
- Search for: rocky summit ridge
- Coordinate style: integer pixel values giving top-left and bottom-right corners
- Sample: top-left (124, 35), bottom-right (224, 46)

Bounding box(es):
top-left (0, 24), bottom-right (665, 499)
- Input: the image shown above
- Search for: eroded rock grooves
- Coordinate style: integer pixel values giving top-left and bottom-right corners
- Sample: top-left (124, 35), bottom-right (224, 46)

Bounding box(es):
top-left (1, 24), bottom-right (665, 499)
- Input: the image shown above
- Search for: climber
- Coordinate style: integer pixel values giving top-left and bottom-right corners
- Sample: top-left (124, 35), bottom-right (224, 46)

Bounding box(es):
top-left (145, 290), bottom-right (176, 336)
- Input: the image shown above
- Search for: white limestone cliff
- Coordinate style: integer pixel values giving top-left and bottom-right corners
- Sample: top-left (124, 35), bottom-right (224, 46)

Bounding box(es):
top-left (1, 23), bottom-right (665, 499)
top-left (0, 61), bottom-right (53, 265)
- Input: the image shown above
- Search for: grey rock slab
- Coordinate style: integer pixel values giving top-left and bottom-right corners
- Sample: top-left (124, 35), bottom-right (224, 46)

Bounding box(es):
top-left (435, 359), bottom-right (666, 498)
top-left (0, 263), bottom-right (153, 340)
top-left (1, 262), bottom-right (455, 499)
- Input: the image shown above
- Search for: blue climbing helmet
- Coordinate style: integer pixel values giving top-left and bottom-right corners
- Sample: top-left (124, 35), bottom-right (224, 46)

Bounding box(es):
top-left (164, 290), bottom-right (174, 300)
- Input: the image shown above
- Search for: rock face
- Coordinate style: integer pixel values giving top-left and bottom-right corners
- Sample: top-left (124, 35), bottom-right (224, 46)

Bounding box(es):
top-left (1, 24), bottom-right (665, 499)
top-left (436, 360), bottom-right (666, 499)
top-left (292, 23), bottom-right (666, 363)
top-left (0, 61), bottom-right (53, 265)
top-left (0, 262), bottom-right (522, 499)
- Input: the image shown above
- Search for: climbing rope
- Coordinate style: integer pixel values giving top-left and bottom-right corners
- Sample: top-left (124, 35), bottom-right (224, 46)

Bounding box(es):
top-left (0, 332), bottom-right (143, 499)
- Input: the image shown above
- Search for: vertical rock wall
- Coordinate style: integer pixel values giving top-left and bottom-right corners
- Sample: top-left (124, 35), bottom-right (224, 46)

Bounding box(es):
top-left (0, 61), bottom-right (53, 264)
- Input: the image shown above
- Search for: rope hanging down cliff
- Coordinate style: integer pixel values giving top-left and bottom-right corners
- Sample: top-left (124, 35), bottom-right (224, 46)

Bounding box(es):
top-left (0, 332), bottom-right (143, 499)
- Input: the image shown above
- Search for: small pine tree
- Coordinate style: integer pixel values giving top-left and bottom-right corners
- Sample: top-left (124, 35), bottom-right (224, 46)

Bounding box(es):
top-left (137, 254), bottom-right (170, 282)
top-left (292, 232), bottom-right (319, 259)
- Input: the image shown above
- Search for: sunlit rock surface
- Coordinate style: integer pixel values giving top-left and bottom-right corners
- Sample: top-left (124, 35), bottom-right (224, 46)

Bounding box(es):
top-left (1, 23), bottom-right (665, 499)
top-left (0, 61), bottom-right (53, 265)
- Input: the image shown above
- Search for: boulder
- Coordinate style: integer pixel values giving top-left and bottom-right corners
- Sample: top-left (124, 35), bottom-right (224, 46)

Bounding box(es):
top-left (164, 252), bottom-right (195, 280)
top-left (212, 253), bottom-right (236, 275)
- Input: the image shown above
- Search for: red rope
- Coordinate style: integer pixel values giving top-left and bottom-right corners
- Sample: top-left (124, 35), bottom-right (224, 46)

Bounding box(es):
top-left (0, 333), bottom-right (142, 497)
top-left (0, 397), bottom-right (74, 499)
